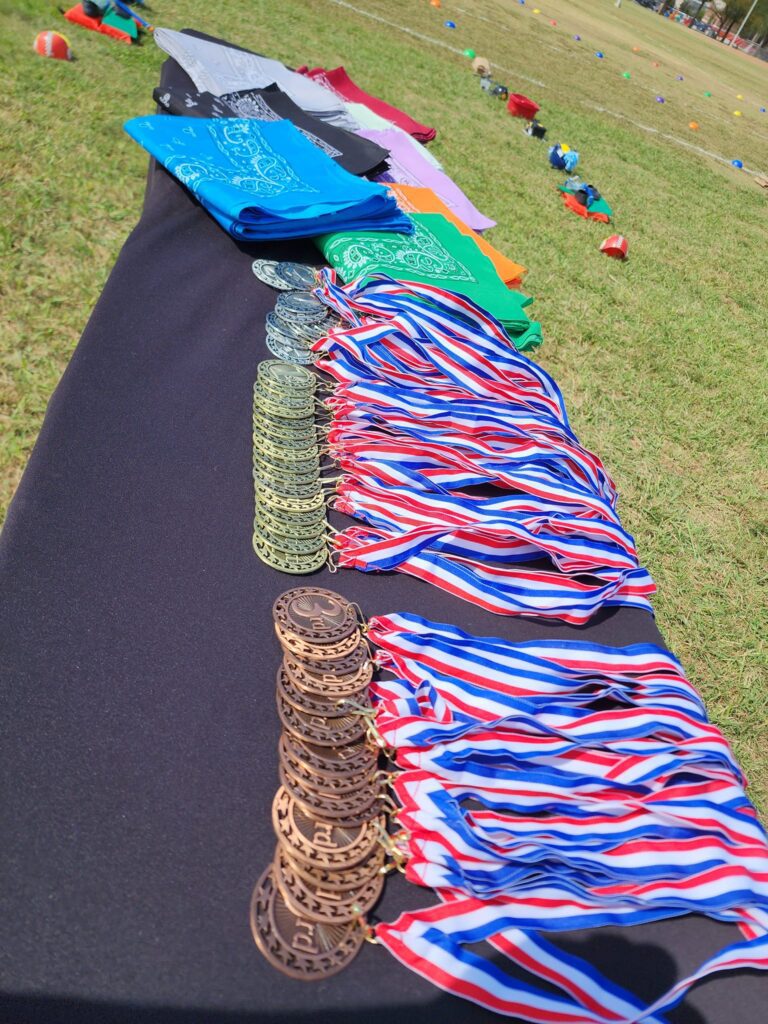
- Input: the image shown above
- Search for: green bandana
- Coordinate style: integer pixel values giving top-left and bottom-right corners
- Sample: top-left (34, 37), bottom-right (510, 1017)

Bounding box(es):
top-left (315, 213), bottom-right (541, 350)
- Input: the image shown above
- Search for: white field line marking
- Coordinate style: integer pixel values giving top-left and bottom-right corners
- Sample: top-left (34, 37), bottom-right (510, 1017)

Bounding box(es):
top-left (327, 0), bottom-right (767, 177)
top-left (455, 2), bottom-right (768, 146)
top-left (326, 0), bottom-right (547, 87)
top-left (587, 103), bottom-right (763, 175)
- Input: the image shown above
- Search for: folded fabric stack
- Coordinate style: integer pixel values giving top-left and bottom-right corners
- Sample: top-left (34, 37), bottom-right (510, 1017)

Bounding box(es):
top-left (299, 64), bottom-right (437, 141)
top-left (124, 115), bottom-right (413, 240)
top-left (388, 184), bottom-right (526, 285)
top-left (152, 84), bottom-right (389, 177)
top-left (154, 28), bottom-right (359, 130)
top-left (363, 127), bottom-right (495, 232)
top-left (316, 212), bottom-right (539, 347)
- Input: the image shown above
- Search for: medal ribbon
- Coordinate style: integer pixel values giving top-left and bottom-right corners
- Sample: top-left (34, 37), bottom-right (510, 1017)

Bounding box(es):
top-left (363, 613), bottom-right (768, 1021)
top-left (312, 276), bottom-right (649, 619)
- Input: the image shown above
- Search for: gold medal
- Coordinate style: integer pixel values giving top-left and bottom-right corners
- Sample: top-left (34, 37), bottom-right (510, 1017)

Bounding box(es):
top-left (253, 535), bottom-right (328, 575)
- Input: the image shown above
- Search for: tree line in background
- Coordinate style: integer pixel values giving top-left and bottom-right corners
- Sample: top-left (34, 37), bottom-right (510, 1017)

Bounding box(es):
top-left (658, 0), bottom-right (768, 46)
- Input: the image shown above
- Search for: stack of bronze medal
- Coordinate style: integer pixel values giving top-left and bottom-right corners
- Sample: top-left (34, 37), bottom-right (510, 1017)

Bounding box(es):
top-left (252, 259), bottom-right (338, 365)
top-left (250, 587), bottom-right (387, 981)
top-left (252, 360), bottom-right (328, 575)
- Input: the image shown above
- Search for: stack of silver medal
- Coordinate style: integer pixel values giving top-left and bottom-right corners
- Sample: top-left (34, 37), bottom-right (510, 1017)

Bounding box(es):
top-left (252, 259), bottom-right (339, 366)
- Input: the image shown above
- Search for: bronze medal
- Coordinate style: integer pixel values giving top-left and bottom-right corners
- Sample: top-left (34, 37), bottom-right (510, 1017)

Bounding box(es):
top-left (272, 587), bottom-right (358, 646)
top-left (281, 838), bottom-right (386, 894)
top-left (272, 787), bottom-right (382, 871)
top-left (276, 664), bottom-right (354, 719)
top-left (275, 622), bottom-right (361, 660)
top-left (279, 754), bottom-right (382, 811)
top-left (278, 763), bottom-right (383, 829)
top-left (292, 641), bottom-right (370, 678)
top-left (249, 865), bottom-right (364, 980)
top-left (274, 844), bottom-right (385, 925)
top-left (279, 732), bottom-right (377, 786)
top-left (279, 741), bottom-right (379, 805)
top-left (276, 690), bottom-right (366, 747)
top-left (283, 652), bottom-right (373, 699)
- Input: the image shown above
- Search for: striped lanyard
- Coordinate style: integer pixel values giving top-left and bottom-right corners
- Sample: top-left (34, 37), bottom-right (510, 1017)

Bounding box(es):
top-left (312, 277), bottom-right (651, 620)
top-left (335, 522), bottom-right (653, 624)
top-left (316, 271), bottom-right (571, 425)
top-left (334, 475), bottom-right (639, 569)
top-left (365, 613), bottom-right (768, 1021)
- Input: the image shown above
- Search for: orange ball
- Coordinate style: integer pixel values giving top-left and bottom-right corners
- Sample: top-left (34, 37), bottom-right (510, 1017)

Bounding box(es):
top-left (33, 30), bottom-right (72, 60)
top-left (430, 0), bottom-right (441, 6)
top-left (689, 121), bottom-right (699, 130)
top-left (632, 46), bottom-right (640, 52)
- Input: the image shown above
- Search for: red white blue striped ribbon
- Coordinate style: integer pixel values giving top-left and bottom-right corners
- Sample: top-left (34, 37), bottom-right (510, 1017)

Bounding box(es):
top-left (363, 613), bottom-right (768, 1020)
top-left (312, 276), bottom-right (649, 619)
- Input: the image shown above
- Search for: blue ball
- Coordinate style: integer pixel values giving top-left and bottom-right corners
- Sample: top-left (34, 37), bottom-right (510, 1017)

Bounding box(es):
top-left (731, 159), bottom-right (744, 168)
top-left (676, 74), bottom-right (684, 81)
top-left (574, 34), bottom-right (581, 41)
top-left (595, 51), bottom-right (604, 59)
top-left (444, 20), bottom-right (456, 28)
top-left (761, 107), bottom-right (766, 113)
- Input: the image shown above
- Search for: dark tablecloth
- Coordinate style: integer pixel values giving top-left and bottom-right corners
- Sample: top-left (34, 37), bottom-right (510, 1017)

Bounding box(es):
top-left (1, 40), bottom-right (765, 1024)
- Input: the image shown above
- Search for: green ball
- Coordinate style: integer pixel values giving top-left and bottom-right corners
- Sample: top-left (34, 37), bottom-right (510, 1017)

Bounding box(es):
top-left (704, 90), bottom-right (712, 97)
top-left (464, 49), bottom-right (476, 58)
top-left (622, 71), bottom-right (631, 79)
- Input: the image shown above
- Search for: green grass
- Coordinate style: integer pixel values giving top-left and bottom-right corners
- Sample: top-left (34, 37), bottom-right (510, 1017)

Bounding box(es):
top-left (1, 0), bottom-right (766, 809)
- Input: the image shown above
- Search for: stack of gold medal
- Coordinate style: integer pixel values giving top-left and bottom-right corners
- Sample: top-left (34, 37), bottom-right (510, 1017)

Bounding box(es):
top-left (250, 587), bottom-right (388, 980)
top-left (252, 360), bottom-right (328, 574)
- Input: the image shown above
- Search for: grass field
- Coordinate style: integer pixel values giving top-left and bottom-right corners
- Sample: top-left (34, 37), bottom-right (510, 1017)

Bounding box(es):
top-left (1, 0), bottom-right (766, 810)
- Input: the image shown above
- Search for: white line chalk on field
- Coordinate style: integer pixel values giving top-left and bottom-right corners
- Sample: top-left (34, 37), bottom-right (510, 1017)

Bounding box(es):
top-left (325, 0), bottom-right (766, 177)
top-left (326, 0), bottom-right (547, 87)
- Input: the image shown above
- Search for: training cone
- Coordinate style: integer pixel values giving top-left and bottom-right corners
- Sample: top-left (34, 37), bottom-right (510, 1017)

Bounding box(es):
top-left (33, 30), bottom-right (72, 60)
top-left (600, 235), bottom-right (628, 260)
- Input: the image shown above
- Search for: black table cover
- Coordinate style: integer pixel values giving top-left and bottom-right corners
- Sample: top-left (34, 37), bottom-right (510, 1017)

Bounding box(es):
top-left (1, 39), bottom-right (765, 1024)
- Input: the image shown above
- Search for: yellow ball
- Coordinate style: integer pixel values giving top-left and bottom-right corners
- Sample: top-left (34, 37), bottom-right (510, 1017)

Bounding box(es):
top-left (737, 93), bottom-right (744, 99)
top-left (734, 110), bottom-right (742, 117)
top-left (533, 7), bottom-right (541, 12)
